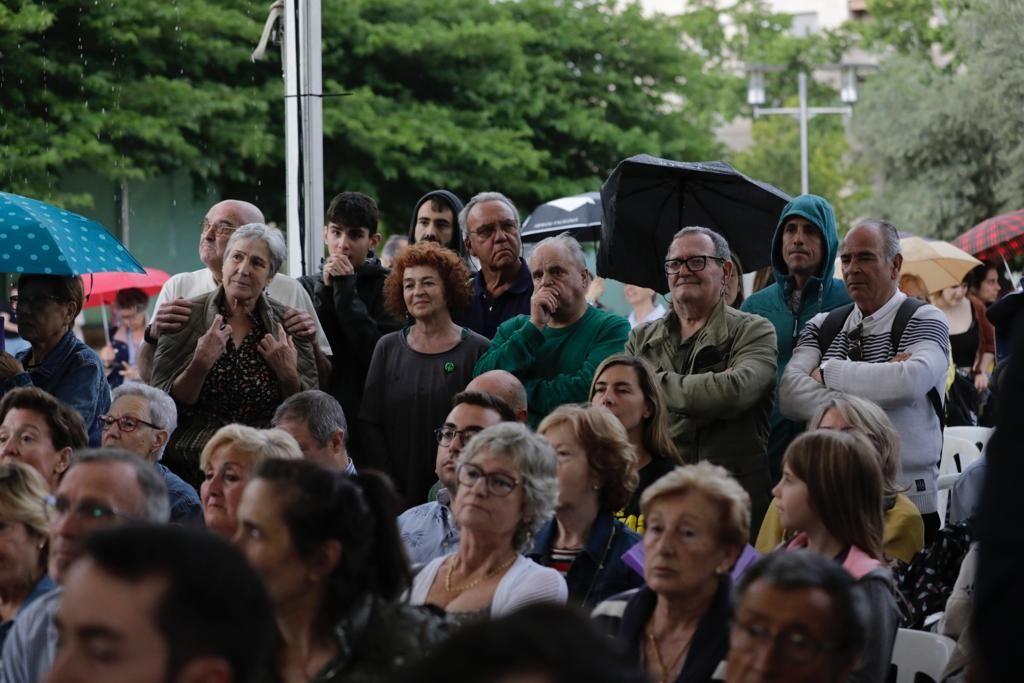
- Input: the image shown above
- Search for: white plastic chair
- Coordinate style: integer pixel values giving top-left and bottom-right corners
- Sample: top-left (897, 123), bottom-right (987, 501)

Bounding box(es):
top-left (890, 628), bottom-right (957, 683)
top-left (937, 436), bottom-right (979, 527)
top-left (944, 426), bottom-right (994, 456)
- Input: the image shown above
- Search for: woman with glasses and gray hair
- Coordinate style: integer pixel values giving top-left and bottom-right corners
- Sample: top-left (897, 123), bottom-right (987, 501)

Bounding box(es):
top-left (0, 461), bottom-right (55, 649)
top-left (409, 422), bottom-right (567, 623)
top-left (151, 224), bottom-right (318, 490)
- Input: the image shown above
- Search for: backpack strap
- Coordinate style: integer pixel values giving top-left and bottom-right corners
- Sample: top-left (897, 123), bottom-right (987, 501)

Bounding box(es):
top-left (890, 297), bottom-right (946, 430)
top-left (816, 303), bottom-right (855, 356)
top-left (817, 298), bottom-right (945, 429)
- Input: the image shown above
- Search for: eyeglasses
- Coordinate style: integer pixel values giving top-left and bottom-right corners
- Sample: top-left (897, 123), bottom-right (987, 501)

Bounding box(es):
top-left (469, 219), bottom-right (519, 241)
top-left (730, 619), bottom-right (832, 664)
top-left (98, 414), bottom-right (162, 433)
top-left (457, 462), bottom-right (519, 497)
top-left (847, 322), bottom-right (865, 362)
top-left (43, 494), bottom-right (126, 524)
top-left (664, 255), bottom-right (726, 274)
top-left (200, 219), bottom-right (238, 237)
top-left (434, 426), bottom-right (483, 447)
top-left (9, 295), bottom-right (61, 310)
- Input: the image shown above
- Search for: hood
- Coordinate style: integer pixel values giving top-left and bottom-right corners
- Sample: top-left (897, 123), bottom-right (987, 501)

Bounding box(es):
top-left (770, 194), bottom-right (840, 291)
top-left (407, 189), bottom-right (466, 257)
top-left (355, 255), bottom-right (387, 277)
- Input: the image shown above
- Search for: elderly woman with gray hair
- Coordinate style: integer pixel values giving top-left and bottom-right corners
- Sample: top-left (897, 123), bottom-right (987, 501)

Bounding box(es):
top-left (409, 422), bottom-right (567, 623)
top-left (151, 223), bottom-right (318, 489)
top-left (100, 383), bottom-right (203, 526)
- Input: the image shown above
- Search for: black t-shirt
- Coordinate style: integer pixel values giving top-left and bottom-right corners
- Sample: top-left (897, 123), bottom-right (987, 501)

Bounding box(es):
top-left (621, 456), bottom-right (678, 520)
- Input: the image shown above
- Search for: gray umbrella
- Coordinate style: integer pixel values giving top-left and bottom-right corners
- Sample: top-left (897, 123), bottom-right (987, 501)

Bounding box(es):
top-left (521, 192), bottom-right (602, 243)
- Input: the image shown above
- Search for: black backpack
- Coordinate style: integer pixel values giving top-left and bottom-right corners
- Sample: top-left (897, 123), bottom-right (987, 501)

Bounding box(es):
top-left (816, 299), bottom-right (945, 430)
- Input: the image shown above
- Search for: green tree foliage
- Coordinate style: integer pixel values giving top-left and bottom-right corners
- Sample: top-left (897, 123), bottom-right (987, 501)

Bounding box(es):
top-left (2, 0), bottom-right (738, 231)
top-left (0, 0), bottom-right (279, 211)
top-left (850, 0), bottom-right (1024, 238)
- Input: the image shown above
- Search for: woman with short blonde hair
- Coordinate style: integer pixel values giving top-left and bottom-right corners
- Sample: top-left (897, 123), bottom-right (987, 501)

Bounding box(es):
top-left (199, 424), bottom-right (302, 537)
top-left (0, 461), bottom-right (56, 647)
top-left (527, 405), bottom-right (642, 607)
top-left (593, 462), bottom-right (750, 683)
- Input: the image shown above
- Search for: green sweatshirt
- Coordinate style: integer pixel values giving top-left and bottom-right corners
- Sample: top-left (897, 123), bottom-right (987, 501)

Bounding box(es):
top-left (473, 306), bottom-right (630, 427)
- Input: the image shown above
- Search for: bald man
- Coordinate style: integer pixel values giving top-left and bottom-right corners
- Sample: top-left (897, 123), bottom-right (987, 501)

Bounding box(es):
top-left (465, 370), bottom-right (528, 423)
top-left (137, 200), bottom-right (331, 381)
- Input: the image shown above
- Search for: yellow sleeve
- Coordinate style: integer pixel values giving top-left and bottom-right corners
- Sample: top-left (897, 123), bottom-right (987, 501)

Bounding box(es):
top-left (755, 500), bottom-right (786, 554)
top-left (883, 494), bottom-right (926, 564)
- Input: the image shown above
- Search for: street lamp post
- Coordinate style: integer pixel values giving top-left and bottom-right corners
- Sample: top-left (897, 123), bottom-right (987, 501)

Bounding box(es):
top-left (747, 65), bottom-right (864, 195)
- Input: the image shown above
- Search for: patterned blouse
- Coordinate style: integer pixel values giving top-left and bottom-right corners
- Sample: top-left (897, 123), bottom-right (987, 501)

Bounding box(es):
top-left (195, 311), bottom-right (280, 426)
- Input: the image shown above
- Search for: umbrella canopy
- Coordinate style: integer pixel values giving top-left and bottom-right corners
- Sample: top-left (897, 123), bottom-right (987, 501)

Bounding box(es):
top-left (0, 192), bottom-right (144, 276)
top-left (81, 268), bottom-right (171, 309)
top-left (953, 209), bottom-right (1024, 262)
top-left (521, 192), bottom-right (602, 242)
top-left (598, 155), bottom-right (791, 292)
top-left (900, 237), bottom-right (982, 293)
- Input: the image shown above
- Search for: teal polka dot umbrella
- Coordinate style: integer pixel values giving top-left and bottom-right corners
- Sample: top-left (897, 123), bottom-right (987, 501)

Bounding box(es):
top-left (0, 191), bottom-right (145, 276)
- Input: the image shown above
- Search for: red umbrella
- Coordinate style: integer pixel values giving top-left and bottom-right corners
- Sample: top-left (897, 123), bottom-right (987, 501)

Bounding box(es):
top-left (81, 268), bottom-right (170, 309)
top-left (953, 210), bottom-right (1024, 262)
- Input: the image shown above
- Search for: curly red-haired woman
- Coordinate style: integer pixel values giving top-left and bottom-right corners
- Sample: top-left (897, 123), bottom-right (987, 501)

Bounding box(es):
top-left (360, 242), bottom-right (490, 507)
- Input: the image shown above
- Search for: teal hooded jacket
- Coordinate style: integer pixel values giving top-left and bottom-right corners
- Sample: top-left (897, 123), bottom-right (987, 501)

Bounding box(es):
top-left (741, 194), bottom-right (850, 476)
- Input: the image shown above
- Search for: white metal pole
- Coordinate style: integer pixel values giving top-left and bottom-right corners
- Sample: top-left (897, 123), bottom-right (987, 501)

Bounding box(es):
top-left (298, 0), bottom-right (324, 276)
top-left (798, 71), bottom-right (809, 195)
top-left (283, 1), bottom-right (302, 277)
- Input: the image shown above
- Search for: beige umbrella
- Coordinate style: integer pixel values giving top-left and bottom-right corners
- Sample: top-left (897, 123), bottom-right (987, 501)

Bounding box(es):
top-left (832, 237), bottom-right (982, 292)
top-left (899, 237), bottom-right (982, 293)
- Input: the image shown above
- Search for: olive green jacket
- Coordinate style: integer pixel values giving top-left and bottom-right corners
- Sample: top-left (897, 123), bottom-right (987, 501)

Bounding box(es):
top-left (151, 286), bottom-right (318, 400)
top-left (625, 300), bottom-right (778, 532)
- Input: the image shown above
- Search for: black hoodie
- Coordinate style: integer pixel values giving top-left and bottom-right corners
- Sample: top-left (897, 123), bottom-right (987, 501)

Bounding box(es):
top-left (298, 257), bottom-right (403, 451)
top-left (407, 189), bottom-right (466, 258)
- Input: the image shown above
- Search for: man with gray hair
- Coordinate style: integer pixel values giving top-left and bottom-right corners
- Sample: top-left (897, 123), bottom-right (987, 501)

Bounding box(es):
top-left (137, 199), bottom-right (331, 382)
top-left (779, 219), bottom-right (949, 540)
top-left (459, 192), bottom-right (533, 338)
top-left (272, 389), bottom-right (355, 474)
top-left (101, 384), bottom-right (202, 526)
top-left (626, 226), bottom-right (777, 534)
top-left (0, 449), bottom-right (170, 683)
top-left (474, 232), bottom-right (630, 427)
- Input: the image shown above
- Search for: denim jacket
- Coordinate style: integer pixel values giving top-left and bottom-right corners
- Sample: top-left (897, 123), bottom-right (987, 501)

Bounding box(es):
top-left (528, 513), bottom-right (643, 609)
top-left (4, 330), bottom-right (110, 446)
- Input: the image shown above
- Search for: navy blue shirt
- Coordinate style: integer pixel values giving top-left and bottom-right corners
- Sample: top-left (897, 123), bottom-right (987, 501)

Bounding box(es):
top-left (157, 463), bottom-right (204, 527)
top-left (461, 260), bottom-right (533, 339)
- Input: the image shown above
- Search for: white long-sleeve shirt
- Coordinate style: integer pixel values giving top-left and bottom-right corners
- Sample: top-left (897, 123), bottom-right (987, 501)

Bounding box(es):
top-left (779, 291), bottom-right (949, 514)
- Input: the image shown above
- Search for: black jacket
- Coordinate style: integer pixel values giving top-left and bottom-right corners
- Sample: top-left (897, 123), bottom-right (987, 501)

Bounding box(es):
top-left (298, 258), bottom-right (403, 452)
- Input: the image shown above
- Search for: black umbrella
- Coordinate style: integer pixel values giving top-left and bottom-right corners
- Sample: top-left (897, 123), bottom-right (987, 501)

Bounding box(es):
top-left (521, 192), bottom-right (602, 243)
top-left (598, 155), bottom-right (791, 293)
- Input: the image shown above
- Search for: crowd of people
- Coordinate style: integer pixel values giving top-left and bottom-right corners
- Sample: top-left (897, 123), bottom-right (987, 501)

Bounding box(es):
top-left (0, 187), bottom-right (1014, 683)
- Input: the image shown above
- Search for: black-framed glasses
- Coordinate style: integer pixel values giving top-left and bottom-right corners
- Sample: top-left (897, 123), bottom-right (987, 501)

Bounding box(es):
top-left (43, 494), bottom-right (126, 524)
top-left (434, 426), bottom-right (483, 447)
top-left (470, 219), bottom-right (519, 241)
top-left (9, 295), bottom-right (61, 310)
top-left (664, 255), bottom-right (726, 274)
top-left (847, 322), bottom-right (865, 362)
top-left (730, 619), bottom-right (833, 664)
top-left (457, 462), bottom-right (519, 497)
top-left (98, 414), bottom-right (162, 433)
top-left (200, 219), bottom-right (238, 237)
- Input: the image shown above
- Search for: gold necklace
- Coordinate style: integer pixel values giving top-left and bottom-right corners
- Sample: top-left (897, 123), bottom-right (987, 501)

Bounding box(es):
top-left (444, 554), bottom-right (517, 594)
top-left (646, 625), bottom-right (693, 683)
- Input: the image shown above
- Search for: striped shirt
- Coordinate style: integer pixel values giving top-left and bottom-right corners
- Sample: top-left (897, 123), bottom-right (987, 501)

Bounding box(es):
top-left (779, 291), bottom-right (949, 514)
